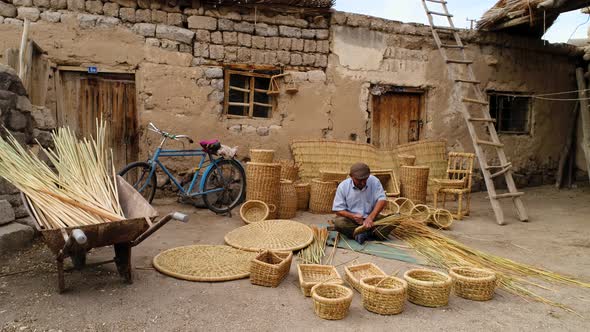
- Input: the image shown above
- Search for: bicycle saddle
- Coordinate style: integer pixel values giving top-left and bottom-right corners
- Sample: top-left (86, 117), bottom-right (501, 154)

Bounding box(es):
top-left (200, 140), bottom-right (221, 154)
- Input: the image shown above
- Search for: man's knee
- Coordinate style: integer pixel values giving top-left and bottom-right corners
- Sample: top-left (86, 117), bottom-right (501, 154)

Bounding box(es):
top-left (334, 216), bottom-right (353, 228)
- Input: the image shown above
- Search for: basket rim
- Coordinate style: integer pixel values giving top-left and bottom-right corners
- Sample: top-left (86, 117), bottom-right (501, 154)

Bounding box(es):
top-left (449, 267), bottom-right (497, 283)
top-left (294, 182), bottom-right (310, 187)
top-left (246, 162), bottom-right (281, 166)
top-left (253, 250), bottom-right (293, 268)
top-left (404, 269), bottom-right (452, 287)
top-left (401, 165), bottom-right (430, 170)
top-left (240, 200), bottom-right (270, 224)
top-left (359, 276), bottom-right (408, 294)
top-left (297, 264), bottom-right (343, 287)
top-left (311, 283), bottom-right (354, 304)
top-left (250, 149), bottom-right (276, 153)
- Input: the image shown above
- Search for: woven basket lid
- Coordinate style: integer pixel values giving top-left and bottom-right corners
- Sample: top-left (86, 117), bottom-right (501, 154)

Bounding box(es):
top-left (224, 220), bottom-right (314, 252)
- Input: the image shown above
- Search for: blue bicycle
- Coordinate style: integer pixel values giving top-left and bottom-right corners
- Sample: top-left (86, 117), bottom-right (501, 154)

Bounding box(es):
top-left (118, 123), bottom-right (246, 214)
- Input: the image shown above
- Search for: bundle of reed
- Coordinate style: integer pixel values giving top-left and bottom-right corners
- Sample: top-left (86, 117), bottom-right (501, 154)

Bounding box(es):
top-left (392, 221), bottom-right (590, 312)
top-left (0, 120), bottom-right (124, 230)
top-left (478, 0), bottom-right (547, 30)
top-left (298, 225), bottom-right (329, 264)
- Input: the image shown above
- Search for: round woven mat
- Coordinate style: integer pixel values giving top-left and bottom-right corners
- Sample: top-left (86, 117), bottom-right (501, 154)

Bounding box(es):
top-left (153, 245), bottom-right (257, 282)
top-left (224, 220), bottom-right (314, 252)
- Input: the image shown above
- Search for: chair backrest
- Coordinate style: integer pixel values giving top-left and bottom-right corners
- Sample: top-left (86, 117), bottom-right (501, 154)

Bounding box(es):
top-left (446, 152), bottom-right (476, 189)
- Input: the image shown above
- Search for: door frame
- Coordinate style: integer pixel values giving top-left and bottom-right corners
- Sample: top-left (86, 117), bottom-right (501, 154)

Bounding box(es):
top-left (369, 85), bottom-right (426, 147)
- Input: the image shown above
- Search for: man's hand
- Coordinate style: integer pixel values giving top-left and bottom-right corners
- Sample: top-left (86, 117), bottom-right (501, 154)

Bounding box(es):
top-left (363, 216), bottom-right (374, 229)
top-left (353, 214), bottom-right (364, 225)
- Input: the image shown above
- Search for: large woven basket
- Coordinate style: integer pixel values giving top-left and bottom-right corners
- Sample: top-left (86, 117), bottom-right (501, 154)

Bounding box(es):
top-left (298, 264), bottom-right (343, 297)
top-left (400, 166), bottom-right (430, 204)
top-left (278, 180), bottom-right (298, 219)
top-left (398, 154), bottom-right (416, 167)
top-left (372, 169), bottom-right (400, 197)
top-left (246, 162), bottom-right (281, 218)
top-left (360, 276), bottom-right (408, 315)
top-left (239, 200), bottom-right (270, 224)
top-left (309, 179), bottom-right (337, 214)
top-left (294, 182), bottom-right (310, 210)
top-left (344, 263), bottom-right (386, 293)
top-left (311, 283), bottom-right (353, 320)
top-left (279, 160), bottom-right (299, 182)
top-left (250, 250), bottom-right (293, 288)
top-left (319, 170), bottom-right (348, 183)
top-left (250, 149), bottom-right (275, 163)
top-left (404, 269), bottom-right (452, 307)
top-left (449, 267), bottom-right (497, 301)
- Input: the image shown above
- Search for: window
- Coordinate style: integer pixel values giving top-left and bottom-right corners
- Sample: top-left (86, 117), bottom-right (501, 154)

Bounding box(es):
top-left (224, 70), bottom-right (274, 119)
top-left (488, 93), bottom-right (531, 134)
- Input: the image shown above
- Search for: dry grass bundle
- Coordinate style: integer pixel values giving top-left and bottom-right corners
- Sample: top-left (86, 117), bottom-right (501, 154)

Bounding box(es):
top-left (298, 225), bottom-right (329, 264)
top-left (478, 0), bottom-right (546, 30)
top-left (392, 221), bottom-right (590, 312)
top-left (0, 120), bottom-right (123, 229)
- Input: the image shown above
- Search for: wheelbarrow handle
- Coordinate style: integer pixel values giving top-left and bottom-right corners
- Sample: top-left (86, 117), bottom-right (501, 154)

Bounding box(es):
top-left (131, 212), bottom-right (190, 247)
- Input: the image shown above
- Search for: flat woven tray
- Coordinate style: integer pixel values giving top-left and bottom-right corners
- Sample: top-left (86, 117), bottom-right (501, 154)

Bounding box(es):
top-left (153, 245), bottom-right (257, 282)
top-left (224, 220), bottom-right (314, 252)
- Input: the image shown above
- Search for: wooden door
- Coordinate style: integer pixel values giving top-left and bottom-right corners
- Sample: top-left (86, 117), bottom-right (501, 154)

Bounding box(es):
top-left (56, 71), bottom-right (138, 172)
top-left (372, 92), bottom-right (423, 149)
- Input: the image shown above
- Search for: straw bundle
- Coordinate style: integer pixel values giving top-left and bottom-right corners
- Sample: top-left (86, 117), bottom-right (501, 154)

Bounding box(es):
top-left (0, 121), bottom-right (124, 230)
top-left (278, 180), bottom-right (297, 219)
top-left (298, 225), bottom-right (329, 264)
top-left (478, 0), bottom-right (549, 30)
top-left (309, 179), bottom-right (337, 214)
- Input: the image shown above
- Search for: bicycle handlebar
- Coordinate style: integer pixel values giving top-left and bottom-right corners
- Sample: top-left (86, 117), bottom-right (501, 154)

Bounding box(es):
top-left (148, 122), bottom-right (194, 144)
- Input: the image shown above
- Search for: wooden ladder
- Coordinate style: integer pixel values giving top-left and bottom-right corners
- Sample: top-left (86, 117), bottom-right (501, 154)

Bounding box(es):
top-left (420, 0), bottom-right (528, 225)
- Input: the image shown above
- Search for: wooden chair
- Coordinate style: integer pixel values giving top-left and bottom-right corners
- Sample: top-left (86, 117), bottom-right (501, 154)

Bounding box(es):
top-left (433, 152), bottom-right (476, 220)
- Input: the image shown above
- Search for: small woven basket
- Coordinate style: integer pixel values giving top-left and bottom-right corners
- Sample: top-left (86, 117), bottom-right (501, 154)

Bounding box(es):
top-left (400, 166), bottom-right (430, 204)
top-left (239, 200), bottom-right (270, 224)
top-left (246, 162), bottom-right (281, 218)
top-left (279, 160), bottom-right (299, 182)
top-left (319, 170), bottom-right (348, 183)
top-left (298, 264), bottom-right (343, 297)
top-left (404, 269), bottom-right (453, 308)
top-left (278, 180), bottom-right (298, 219)
top-left (398, 154), bottom-right (416, 167)
top-left (394, 197), bottom-right (415, 215)
top-left (429, 209), bottom-right (454, 230)
top-left (360, 276), bottom-right (408, 315)
top-left (410, 204), bottom-right (431, 223)
top-left (344, 263), bottom-right (386, 293)
top-left (449, 267), bottom-right (497, 301)
top-left (250, 250), bottom-right (293, 288)
top-left (294, 182), bottom-right (311, 211)
top-left (311, 283), bottom-right (353, 320)
top-left (250, 149), bottom-right (275, 163)
top-left (309, 179), bottom-right (338, 214)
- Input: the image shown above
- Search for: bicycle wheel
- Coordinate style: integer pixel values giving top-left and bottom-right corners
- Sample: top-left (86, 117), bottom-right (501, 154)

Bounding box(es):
top-left (202, 159), bottom-right (246, 214)
top-left (118, 161), bottom-right (157, 203)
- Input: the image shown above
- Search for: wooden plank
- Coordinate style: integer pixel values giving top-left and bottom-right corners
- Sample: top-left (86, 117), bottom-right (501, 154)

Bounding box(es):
top-left (4, 48), bottom-right (19, 70)
top-left (18, 19), bottom-right (30, 80)
top-left (56, 65), bottom-right (134, 74)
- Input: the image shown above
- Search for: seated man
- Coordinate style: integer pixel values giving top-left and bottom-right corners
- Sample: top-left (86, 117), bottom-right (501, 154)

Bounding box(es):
top-left (332, 162), bottom-right (394, 244)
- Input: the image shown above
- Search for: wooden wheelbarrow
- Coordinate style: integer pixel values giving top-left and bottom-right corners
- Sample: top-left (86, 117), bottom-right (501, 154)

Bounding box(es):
top-left (21, 176), bottom-right (189, 293)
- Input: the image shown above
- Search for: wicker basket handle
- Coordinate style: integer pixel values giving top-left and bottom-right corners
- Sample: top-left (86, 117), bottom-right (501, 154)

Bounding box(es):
top-left (268, 204), bottom-right (277, 213)
top-left (373, 271), bottom-right (401, 289)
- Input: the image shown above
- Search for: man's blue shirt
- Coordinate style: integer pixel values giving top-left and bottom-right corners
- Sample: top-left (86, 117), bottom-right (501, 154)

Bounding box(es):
top-left (332, 175), bottom-right (387, 218)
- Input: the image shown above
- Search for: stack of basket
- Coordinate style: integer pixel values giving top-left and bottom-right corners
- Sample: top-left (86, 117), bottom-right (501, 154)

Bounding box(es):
top-left (246, 149), bottom-right (281, 219)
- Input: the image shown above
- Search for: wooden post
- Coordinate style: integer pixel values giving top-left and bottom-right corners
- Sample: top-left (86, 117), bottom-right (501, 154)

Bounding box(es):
top-left (18, 19), bottom-right (30, 80)
top-left (575, 68), bottom-right (590, 184)
top-left (555, 103), bottom-right (579, 188)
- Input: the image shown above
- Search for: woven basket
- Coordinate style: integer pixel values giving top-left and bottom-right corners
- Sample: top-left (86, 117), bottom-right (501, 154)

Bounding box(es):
top-left (410, 204), bottom-right (431, 223)
top-left (373, 169), bottom-right (400, 197)
top-left (449, 267), bottom-right (497, 301)
top-left (311, 283), bottom-right (353, 320)
top-left (279, 160), bottom-right (299, 182)
top-left (250, 250), bottom-right (293, 288)
top-left (250, 149), bottom-right (275, 163)
top-left (360, 276), bottom-right (408, 315)
top-left (400, 166), bottom-right (430, 204)
top-left (344, 263), bottom-right (386, 293)
top-left (429, 209), bottom-right (454, 230)
top-left (239, 200), bottom-right (270, 224)
top-left (319, 170), bottom-right (348, 183)
top-left (394, 197), bottom-right (415, 215)
top-left (298, 264), bottom-right (343, 297)
top-left (309, 179), bottom-right (338, 214)
top-left (404, 269), bottom-right (453, 307)
top-left (246, 162), bottom-right (281, 218)
top-left (381, 200), bottom-right (400, 216)
top-left (278, 180), bottom-right (298, 219)
top-left (294, 182), bottom-right (311, 210)
top-left (398, 154), bottom-right (416, 167)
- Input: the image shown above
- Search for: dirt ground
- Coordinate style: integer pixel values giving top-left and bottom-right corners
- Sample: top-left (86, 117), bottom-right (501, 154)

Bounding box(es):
top-left (1, 184), bottom-right (589, 331)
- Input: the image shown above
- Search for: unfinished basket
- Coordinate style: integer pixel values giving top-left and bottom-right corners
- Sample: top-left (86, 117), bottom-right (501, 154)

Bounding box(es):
top-left (298, 264), bottom-right (343, 297)
top-left (360, 276), bottom-right (408, 315)
top-left (410, 204), bottom-right (431, 223)
top-left (278, 180), bottom-right (298, 219)
top-left (344, 263), bottom-right (386, 293)
top-left (311, 283), bottom-right (353, 320)
top-left (250, 250), bottom-right (293, 288)
top-left (404, 269), bottom-right (453, 307)
top-left (319, 170), bottom-right (348, 183)
top-left (398, 154), bottom-right (416, 167)
top-left (400, 166), bottom-right (430, 204)
top-left (381, 199), bottom-right (400, 216)
top-left (394, 197), bottom-right (415, 215)
top-left (279, 160), bottom-right (299, 182)
top-left (246, 162), bottom-right (281, 218)
top-left (250, 149), bottom-right (275, 163)
top-left (429, 209), bottom-right (454, 230)
top-left (294, 182), bottom-right (311, 210)
top-left (309, 179), bottom-right (338, 214)
top-left (239, 200), bottom-right (270, 224)
top-left (449, 267), bottom-right (497, 301)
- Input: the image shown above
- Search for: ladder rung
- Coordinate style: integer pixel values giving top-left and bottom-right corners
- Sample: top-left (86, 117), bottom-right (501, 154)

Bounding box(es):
top-left (486, 163), bottom-right (512, 170)
top-left (426, 0), bottom-right (447, 3)
top-left (462, 98), bottom-right (488, 105)
top-left (455, 79), bottom-right (481, 84)
top-left (468, 117), bottom-right (496, 123)
top-left (490, 164), bottom-right (513, 179)
top-left (477, 140), bottom-right (504, 148)
top-left (491, 192), bottom-right (525, 199)
top-left (441, 44), bottom-right (464, 49)
top-left (434, 25), bottom-right (459, 32)
top-left (428, 11), bottom-right (453, 17)
top-left (446, 59), bottom-right (473, 64)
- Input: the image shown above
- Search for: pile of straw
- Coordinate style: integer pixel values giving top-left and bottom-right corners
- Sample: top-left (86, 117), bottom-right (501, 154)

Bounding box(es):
top-left (298, 225), bottom-right (328, 264)
top-left (0, 120), bottom-right (124, 229)
top-left (478, 0), bottom-right (547, 30)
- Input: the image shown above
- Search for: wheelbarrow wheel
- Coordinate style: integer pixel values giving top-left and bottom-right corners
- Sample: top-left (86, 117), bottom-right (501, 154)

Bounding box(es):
top-left (203, 159), bottom-right (246, 214)
top-left (118, 161), bottom-right (157, 203)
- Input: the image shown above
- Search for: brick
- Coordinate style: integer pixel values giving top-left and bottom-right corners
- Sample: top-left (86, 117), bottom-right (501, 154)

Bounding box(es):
top-left (315, 54), bottom-right (328, 67)
top-left (146, 38), bottom-right (160, 47)
top-left (152, 10), bottom-right (167, 24)
top-left (161, 4), bottom-right (181, 13)
top-left (0, 222), bottom-right (34, 251)
top-left (255, 23), bottom-right (278, 37)
top-left (218, 18), bottom-right (234, 31)
top-left (251, 50), bottom-right (266, 64)
top-left (304, 39), bottom-right (316, 53)
top-left (184, 8), bottom-right (204, 16)
top-left (316, 29), bottom-right (329, 40)
top-left (137, 0), bottom-right (149, 9)
top-left (223, 31), bottom-right (237, 45)
top-left (119, 8), bottom-right (136, 22)
top-left (40, 11), bottom-right (61, 22)
top-left (209, 45), bottom-right (224, 60)
top-left (13, 0), bottom-right (33, 6)
top-left (0, 178), bottom-right (18, 195)
top-left (252, 36), bottom-right (265, 49)
top-left (66, 0), bottom-right (84, 12)
top-left (31, 106), bottom-right (56, 130)
top-left (167, 13), bottom-right (183, 26)
top-left (0, 200), bottom-right (15, 226)
top-left (267, 51), bottom-right (277, 65)
top-left (278, 38), bottom-right (291, 51)
top-left (0, 3), bottom-right (17, 18)
top-left (265, 37), bottom-right (278, 50)
top-left (211, 31), bottom-right (223, 44)
top-left (331, 11), bottom-right (347, 25)
top-left (302, 53), bottom-right (316, 66)
top-left (291, 38), bottom-right (303, 51)
top-left (301, 29), bottom-right (315, 39)
top-left (103, 3), bottom-right (120, 17)
top-left (277, 51), bottom-right (290, 65)
top-left (50, 0), bottom-right (67, 10)
top-left (224, 47), bottom-right (238, 62)
top-left (279, 26), bottom-right (301, 38)
top-left (136, 9), bottom-right (151, 22)
top-left (179, 44), bottom-right (193, 54)
top-left (237, 33), bottom-right (251, 47)
top-left (308, 70), bottom-right (327, 82)
top-left (276, 15), bottom-right (307, 28)
top-left (316, 40), bottom-right (329, 53)
top-left (187, 15), bottom-right (217, 30)
top-left (4, 18), bottom-right (23, 26)
top-left (290, 53), bottom-right (302, 66)
top-left (156, 25), bottom-right (195, 44)
top-left (205, 67), bottom-right (224, 79)
top-left (195, 30), bottom-right (210, 43)
top-left (85, 0), bottom-right (103, 14)
top-left (234, 21), bottom-right (254, 33)
top-left (193, 42), bottom-right (209, 57)
top-left (132, 23), bottom-right (156, 37)
top-left (208, 90), bottom-right (224, 102)
top-left (237, 48), bottom-right (251, 62)
top-left (17, 7), bottom-right (40, 22)
top-left (160, 39), bottom-right (179, 51)
top-left (310, 16), bottom-right (328, 29)
top-left (112, 0), bottom-right (137, 8)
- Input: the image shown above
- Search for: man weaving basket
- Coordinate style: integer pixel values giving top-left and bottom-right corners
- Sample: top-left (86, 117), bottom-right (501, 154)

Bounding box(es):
top-left (332, 163), bottom-right (395, 244)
